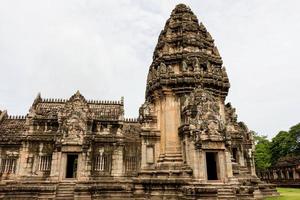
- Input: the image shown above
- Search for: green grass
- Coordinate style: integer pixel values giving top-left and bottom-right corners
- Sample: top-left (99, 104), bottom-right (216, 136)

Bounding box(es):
top-left (265, 187), bottom-right (300, 200)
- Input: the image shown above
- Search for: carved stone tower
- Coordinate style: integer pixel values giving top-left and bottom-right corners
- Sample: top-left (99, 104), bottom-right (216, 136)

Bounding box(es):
top-left (140, 4), bottom-right (229, 171)
top-left (137, 4), bottom-right (277, 198)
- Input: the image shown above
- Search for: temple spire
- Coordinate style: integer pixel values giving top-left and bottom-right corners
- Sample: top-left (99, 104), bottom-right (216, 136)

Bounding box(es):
top-left (145, 4), bottom-right (229, 100)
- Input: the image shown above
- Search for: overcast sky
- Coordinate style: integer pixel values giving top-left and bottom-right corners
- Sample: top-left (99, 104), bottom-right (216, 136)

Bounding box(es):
top-left (0, 0), bottom-right (299, 138)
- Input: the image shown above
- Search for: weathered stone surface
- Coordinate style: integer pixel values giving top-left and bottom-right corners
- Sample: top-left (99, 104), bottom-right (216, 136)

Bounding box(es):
top-left (0, 3), bottom-right (279, 199)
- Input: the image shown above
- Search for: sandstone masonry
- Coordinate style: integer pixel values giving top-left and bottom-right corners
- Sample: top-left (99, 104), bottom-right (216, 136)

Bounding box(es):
top-left (0, 4), bottom-right (278, 200)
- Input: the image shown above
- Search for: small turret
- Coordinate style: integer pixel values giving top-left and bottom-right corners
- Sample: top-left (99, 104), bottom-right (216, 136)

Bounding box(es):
top-left (29, 92), bottom-right (42, 113)
top-left (0, 110), bottom-right (8, 123)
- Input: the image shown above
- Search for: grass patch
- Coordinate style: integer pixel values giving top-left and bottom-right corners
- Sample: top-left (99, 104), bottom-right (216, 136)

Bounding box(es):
top-left (265, 187), bottom-right (300, 200)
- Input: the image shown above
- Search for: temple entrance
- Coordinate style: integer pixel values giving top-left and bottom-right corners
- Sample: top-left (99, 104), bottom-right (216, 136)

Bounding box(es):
top-left (232, 147), bottom-right (238, 162)
top-left (206, 152), bottom-right (219, 180)
top-left (66, 154), bottom-right (78, 179)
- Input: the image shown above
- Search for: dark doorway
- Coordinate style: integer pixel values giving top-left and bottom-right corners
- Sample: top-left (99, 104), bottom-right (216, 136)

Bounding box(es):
top-left (66, 154), bottom-right (78, 178)
top-left (232, 148), bottom-right (238, 162)
top-left (206, 152), bottom-right (219, 180)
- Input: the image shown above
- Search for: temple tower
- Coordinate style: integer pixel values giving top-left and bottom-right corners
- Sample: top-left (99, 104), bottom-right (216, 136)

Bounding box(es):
top-left (139, 4), bottom-right (230, 171)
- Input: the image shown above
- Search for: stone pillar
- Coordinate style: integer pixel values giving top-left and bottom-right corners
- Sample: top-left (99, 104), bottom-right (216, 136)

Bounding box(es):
top-left (50, 149), bottom-right (61, 180)
top-left (141, 140), bottom-right (147, 168)
top-left (239, 147), bottom-right (245, 166)
top-left (198, 150), bottom-right (206, 181)
top-left (250, 151), bottom-right (256, 176)
top-left (158, 93), bottom-right (165, 160)
top-left (111, 146), bottom-right (123, 176)
top-left (17, 142), bottom-right (28, 177)
top-left (225, 149), bottom-right (238, 183)
top-left (218, 151), bottom-right (226, 181)
top-left (225, 149), bottom-right (233, 178)
top-left (158, 89), bottom-right (182, 164)
top-left (79, 151), bottom-right (91, 181)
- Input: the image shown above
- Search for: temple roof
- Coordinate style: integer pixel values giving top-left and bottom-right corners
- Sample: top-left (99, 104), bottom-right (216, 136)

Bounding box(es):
top-left (30, 91), bottom-right (124, 121)
top-left (145, 4), bottom-right (230, 99)
top-left (153, 4), bottom-right (221, 62)
top-left (0, 118), bottom-right (26, 135)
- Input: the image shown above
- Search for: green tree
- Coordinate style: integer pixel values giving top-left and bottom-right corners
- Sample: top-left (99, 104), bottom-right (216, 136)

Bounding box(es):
top-left (270, 130), bottom-right (296, 165)
top-left (289, 123), bottom-right (300, 154)
top-left (254, 134), bottom-right (272, 170)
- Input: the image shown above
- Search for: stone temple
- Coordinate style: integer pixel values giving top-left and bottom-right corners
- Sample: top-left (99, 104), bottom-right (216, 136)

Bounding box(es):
top-left (0, 4), bottom-right (278, 200)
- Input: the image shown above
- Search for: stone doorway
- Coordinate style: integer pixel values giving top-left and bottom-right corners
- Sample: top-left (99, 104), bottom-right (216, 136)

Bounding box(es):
top-left (66, 154), bottom-right (78, 179)
top-left (206, 152), bottom-right (219, 180)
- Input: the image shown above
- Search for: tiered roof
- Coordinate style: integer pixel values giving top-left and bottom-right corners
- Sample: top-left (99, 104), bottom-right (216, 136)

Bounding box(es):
top-left (146, 4), bottom-right (230, 99)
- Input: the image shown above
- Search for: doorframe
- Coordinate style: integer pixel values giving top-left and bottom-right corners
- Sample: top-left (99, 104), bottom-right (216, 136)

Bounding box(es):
top-left (59, 152), bottom-right (81, 181)
top-left (205, 151), bottom-right (221, 181)
top-left (65, 153), bottom-right (79, 179)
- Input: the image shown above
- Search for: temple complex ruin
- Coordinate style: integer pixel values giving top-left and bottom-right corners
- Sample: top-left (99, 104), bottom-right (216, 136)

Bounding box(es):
top-left (0, 4), bottom-right (278, 199)
top-left (258, 155), bottom-right (300, 188)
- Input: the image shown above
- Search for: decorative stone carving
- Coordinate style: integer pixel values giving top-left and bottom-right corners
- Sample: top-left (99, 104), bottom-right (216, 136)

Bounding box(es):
top-left (139, 101), bottom-right (154, 120)
top-left (159, 62), bottom-right (167, 74)
top-left (59, 91), bottom-right (91, 144)
top-left (182, 60), bottom-right (188, 72)
top-left (194, 57), bottom-right (200, 72)
top-left (167, 65), bottom-right (174, 74)
top-left (183, 88), bottom-right (223, 137)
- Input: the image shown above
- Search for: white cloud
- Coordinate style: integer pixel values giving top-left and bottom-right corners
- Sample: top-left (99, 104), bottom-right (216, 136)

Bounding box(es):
top-left (0, 0), bottom-right (299, 138)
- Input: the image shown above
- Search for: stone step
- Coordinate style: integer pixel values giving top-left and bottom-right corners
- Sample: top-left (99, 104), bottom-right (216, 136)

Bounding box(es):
top-left (56, 192), bottom-right (74, 195)
top-left (57, 188), bottom-right (74, 190)
top-left (219, 192), bottom-right (234, 194)
top-left (56, 195), bottom-right (74, 198)
top-left (56, 183), bottom-right (75, 200)
top-left (218, 196), bottom-right (236, 199)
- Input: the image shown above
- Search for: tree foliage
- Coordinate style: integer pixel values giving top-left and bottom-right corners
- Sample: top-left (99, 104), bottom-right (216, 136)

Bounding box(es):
top-left (254, 134), bottom-right (272, 170)
top-left (254, 123), bottom-right (300, 169)
top-left (270, 131), bottom-right (296, 165)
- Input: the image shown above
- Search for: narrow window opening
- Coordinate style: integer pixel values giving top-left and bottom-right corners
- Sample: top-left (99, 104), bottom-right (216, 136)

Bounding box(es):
top-left (39, 155), bottom-right (52, 172)
top-left (0, 156), bottom-right (17, 174)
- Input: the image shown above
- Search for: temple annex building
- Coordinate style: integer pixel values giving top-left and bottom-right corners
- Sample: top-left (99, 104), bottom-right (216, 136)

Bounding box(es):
top-left (0, 4), bottom-right (279, 200)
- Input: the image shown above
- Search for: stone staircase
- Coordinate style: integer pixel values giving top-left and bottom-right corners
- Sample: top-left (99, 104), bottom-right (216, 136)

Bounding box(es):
top-left (257, 182), bottom-right (280, 198)
top-left (56, 182), bottom-right (75, 200)
top-left (218, 187), bottom-right (236, 199)
top-left (239, 166), bottom-right (251, 175)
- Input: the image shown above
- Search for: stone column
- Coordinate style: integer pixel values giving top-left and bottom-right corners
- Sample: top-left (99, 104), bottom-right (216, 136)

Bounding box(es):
top-left (79, 151), bottom-right (91, 181)
top-left (111, 145), bottom-right (123, 176)
top-left (198, 150), bottom-right (206, 181)
top-left (238, 147), bottom-right (245, 166)
top-left (158, 89), bottom-right (182, 164)
top-left (158, 93), bottom-right (165, 161)
top-left (50, 149), bottom-right (60, 180)
top-left (218, 151), bottom-right (226, 181)
top-left (141, 140), bottom-right (147, 168)
top-left (17, 142), bottom-right (28, 177)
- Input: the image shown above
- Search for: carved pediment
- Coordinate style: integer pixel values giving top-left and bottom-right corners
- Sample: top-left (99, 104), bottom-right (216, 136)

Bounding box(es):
top-left (182, 88), bottom-right (225, 144)
top-left (59, 91), bottom-right (93, 144)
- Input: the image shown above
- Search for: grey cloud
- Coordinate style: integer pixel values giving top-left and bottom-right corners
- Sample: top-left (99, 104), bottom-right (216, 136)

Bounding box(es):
top-left (0, 0), bottom-right (299, 138)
